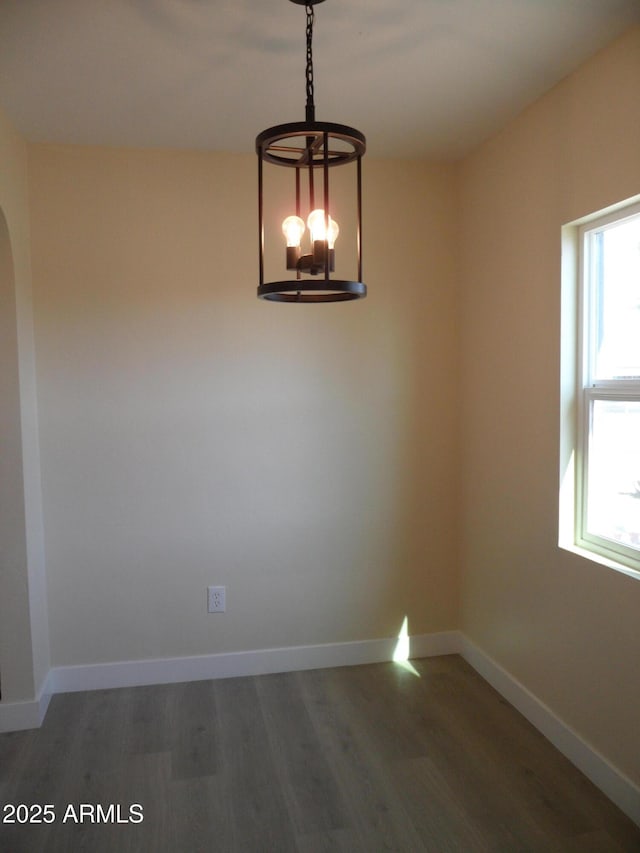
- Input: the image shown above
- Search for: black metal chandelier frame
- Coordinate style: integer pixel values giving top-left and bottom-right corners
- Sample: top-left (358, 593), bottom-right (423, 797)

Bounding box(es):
top-left (256, 0), bottom-right (367, 302)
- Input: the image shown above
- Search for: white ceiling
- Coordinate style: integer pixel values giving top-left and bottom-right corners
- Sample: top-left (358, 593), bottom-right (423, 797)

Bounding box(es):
top-left (0, 0), bottom-right (638, 159)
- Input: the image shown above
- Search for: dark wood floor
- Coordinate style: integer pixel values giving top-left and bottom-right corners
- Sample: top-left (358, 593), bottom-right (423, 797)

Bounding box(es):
top-left (0, 655), bottom-right (638, 852)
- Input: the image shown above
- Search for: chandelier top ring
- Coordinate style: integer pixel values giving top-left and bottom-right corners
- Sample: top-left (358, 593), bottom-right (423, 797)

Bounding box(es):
top-left (255, 123), bottom-right (366, 169)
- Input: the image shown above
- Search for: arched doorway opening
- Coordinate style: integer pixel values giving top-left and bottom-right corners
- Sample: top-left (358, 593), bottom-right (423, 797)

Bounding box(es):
top-left (0, 206), bottom-right (22, 702)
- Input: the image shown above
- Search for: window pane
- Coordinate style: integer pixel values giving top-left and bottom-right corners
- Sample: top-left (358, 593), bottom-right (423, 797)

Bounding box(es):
top-left (592, 214), bottom-right (640, 380)
top-left (587, 399), bottom-right (640, 550)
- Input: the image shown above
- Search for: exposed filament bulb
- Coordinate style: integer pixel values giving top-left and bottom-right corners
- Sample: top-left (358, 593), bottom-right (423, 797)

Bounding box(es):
top-left (307, 209), bottom-right (339, 248)
top-left (282, 215), bottom-right (305, 248)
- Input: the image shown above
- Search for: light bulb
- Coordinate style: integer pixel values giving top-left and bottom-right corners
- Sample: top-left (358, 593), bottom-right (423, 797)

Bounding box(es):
top-left (282, 215), bottom-right (305, 248)
top-left (327, 218), bottom-right (339, 250)
top-left (306, 209), bottom-right (339, 247)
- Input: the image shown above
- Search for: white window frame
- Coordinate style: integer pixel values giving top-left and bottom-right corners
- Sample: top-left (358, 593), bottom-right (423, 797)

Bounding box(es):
top-left (567, 199), bottom-right (640, 578)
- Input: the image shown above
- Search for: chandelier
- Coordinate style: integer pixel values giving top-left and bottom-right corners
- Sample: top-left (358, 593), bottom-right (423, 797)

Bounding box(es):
top-left (256, 0), bottom-right (366, 302)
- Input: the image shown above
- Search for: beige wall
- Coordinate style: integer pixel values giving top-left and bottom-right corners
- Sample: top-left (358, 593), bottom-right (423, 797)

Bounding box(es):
top-left (458, 27), bottom-right (640, 784)
top-left (0, 107), bottom-right (49, 702)
top-left (27, 146), bottom-right (459, 667)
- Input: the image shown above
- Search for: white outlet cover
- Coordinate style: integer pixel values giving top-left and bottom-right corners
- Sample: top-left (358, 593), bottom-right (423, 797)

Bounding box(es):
top-left (207, 585), bottom-right (226, 613)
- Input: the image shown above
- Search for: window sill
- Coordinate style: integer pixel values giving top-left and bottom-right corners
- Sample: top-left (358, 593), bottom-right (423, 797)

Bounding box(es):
top-left (559, 542), bottom-right (640, 582)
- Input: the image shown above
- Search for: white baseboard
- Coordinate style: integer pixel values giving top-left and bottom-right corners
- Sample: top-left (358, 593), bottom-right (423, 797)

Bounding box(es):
top-left (49, 630), bottom-right (460, 694)
top-left (0, 676), bottom-right (52, 733)
top-left (3, 632), bottom-right (456, 732)
top-left (458, 633), bottom-right (640, 828)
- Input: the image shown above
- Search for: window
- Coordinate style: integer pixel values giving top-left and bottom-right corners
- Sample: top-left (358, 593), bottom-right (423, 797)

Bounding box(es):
top-left (574, 201), bottom-right (640, 574)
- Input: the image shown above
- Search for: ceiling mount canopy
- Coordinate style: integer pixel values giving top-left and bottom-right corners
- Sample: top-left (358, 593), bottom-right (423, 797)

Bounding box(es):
top-left (255, 0), bottom-right (366, 303)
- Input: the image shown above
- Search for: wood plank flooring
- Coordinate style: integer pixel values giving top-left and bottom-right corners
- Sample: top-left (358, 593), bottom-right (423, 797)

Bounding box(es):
top-left (0, 655), bottom-right (638, 852)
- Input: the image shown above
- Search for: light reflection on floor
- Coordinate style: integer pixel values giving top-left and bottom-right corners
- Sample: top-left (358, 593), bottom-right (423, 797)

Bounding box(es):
top-left (392, 615), bottom-right (420, 676)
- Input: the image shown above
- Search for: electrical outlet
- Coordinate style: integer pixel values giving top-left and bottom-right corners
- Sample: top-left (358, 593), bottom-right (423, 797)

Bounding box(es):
top-left (207, 585), bottom-right (226, 613)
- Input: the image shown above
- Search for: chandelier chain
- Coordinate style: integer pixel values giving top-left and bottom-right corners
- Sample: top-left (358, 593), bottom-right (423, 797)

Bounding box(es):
top-left (305, 4), bottom-right (315, 120)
